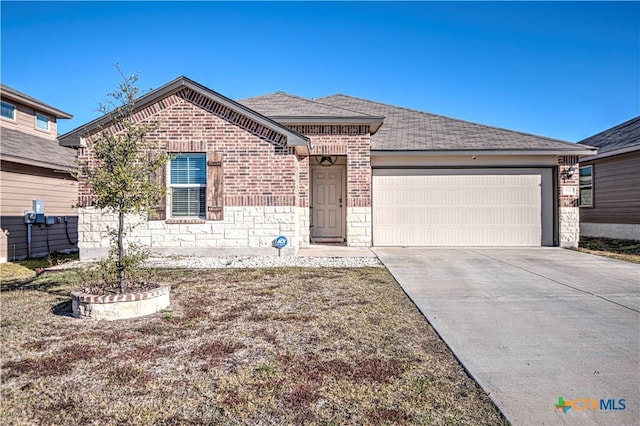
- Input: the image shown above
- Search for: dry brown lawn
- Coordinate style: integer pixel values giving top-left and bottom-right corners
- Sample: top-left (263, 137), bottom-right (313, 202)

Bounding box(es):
top-left (576, 237), bottom-right (640, 263)
top-left (1, 267), bottom-right (506, 425)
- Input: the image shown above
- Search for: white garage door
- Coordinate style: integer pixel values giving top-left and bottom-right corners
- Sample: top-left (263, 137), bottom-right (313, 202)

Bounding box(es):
top-left (373, 169), bottom-right (553, 246)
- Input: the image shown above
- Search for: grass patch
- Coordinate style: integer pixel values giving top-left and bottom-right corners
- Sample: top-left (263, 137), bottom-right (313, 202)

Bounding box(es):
top-left (1, 267), bottom-right (506, 425)
top-left (15, 252), bottom-right (79, 271)
top-left (577, 237), bottom-right (640, 263)
top-left (0, 253), bottom-right (79, 288)
top-left (0, 263), bottom-right (35, 284)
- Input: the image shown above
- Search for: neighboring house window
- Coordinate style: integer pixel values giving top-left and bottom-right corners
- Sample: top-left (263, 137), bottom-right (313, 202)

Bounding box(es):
top-left (579, 165), bottom-right (593, 207)
top-left (35, 113), bottom-right (50, 131)
top-left (1, 101), bottom-right (15, 120)
top-left (170, 153), bottom-right (206, 217)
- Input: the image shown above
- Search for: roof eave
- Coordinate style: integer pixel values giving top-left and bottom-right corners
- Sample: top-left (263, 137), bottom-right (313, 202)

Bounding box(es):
top-left (271, 116), bottom-right (385, 135)
top-left (294, 144), bottom-right (310, 156)
top-left (58, 77), bottom-right (311, 151)
top-left (0, 153), bottom-right (76, 173)
top-left (270, 116), bottom-right (384, 123)
top-left (58, 134), bottom-right (82, 147)
top-left (371, 148), bottom-right (599, 157)
top-left (178, 79), bottom-right (311, 149)
top-left (579, 144), bottom-right (640, 162)
top-left (1, 91), bottom-right (73, 119)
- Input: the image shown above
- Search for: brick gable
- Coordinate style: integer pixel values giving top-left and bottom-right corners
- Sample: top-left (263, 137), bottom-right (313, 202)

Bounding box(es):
top-left (79, 89), bottom-right (300, 208)
top-left (287, 124), bottom-right (372, 209)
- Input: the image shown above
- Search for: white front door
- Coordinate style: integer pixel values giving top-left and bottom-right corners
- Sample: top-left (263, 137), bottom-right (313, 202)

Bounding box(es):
top-left (312, 168), bottom-right (344, 240)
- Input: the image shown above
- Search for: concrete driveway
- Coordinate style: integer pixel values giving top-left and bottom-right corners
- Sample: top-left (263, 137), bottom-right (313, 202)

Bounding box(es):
top-left (373, 247), bottom-right (639, 426)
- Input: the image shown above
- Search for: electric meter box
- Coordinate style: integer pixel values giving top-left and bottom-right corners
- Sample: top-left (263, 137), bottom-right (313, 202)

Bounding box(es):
top-left (33, 200), bottom-right (45, 214)
top-left (32, 200), bottom-right (45, 224)
top-left (24, 210), bottom-right (36, 224)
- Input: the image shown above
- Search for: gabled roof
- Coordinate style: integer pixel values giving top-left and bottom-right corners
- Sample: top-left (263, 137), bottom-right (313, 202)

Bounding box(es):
top-left (0, 84), bottom-right (73, 119)
top-left (239, 92), bottom-right (384, 133)
top-left (240, 91), bottom-right (373, 117)
top-left (577, 116), bottom-right (640, 161)
top-left (58, 76), bottom-right (310, 154)
top-left (317, 94), bottom-right (596, 155)
top-left (0, 127), bottom-right (76, 171)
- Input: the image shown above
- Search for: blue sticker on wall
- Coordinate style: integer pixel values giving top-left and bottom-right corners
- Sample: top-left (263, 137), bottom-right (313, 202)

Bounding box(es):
top-left (274, 235), bottom-right (288, 249)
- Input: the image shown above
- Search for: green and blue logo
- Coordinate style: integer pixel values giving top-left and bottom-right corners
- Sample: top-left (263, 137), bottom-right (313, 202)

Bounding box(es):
top-left (555, 396), bottom-right (626, 414)
top-left (555, 397), bottom-right (572, 414)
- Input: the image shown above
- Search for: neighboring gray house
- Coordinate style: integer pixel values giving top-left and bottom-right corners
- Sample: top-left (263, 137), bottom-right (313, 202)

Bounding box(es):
top-left (60, 77), bottom-right (596, 260)
top-left (577, 116), bottom-right (640, 241)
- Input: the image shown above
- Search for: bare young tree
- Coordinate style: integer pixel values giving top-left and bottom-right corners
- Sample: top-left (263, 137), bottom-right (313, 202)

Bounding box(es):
top-left (81, 67), bottom-right (166, 293)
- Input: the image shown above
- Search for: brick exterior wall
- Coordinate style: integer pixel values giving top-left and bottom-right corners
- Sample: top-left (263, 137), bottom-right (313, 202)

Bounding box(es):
top-left (287, 125), bottom-right (373, 246)
top-left (287, 128), bottom-right (371, 210)
top-left (76, 89), bottom-right (375, 256)
top-left (79, 90), bottom-right (298, 208)
top-left (558, 155), bottom-right (580, 247)
top-left (77, 85), bottom-right (578, 254)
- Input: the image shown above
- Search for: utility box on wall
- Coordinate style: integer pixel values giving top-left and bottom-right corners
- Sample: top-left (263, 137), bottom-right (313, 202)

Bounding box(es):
top-left (24, 210), bottom-right (36, 224)
top-left (33, 200), bottom-right (45, 224)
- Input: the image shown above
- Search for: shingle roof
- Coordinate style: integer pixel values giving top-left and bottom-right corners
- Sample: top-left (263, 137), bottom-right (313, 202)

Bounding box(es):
top-left (239, 92), bottom-right (375, 118)
top-left (0, 127), bottom-right (76, 170)
top-left (0, 84), bottom-right (73, 119)
top-left (577, 116), bottom-right (640, 154)
top-left (316, 94), bottom-right (592, 153)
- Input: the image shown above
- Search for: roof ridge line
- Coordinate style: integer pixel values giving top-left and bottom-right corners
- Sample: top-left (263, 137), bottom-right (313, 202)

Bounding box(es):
top-left (240, 91), bottom-right (306, 101)
top-left (303, 96), bottom-right (379, 118)
top-left (241, 91), bottom-right (379, 118)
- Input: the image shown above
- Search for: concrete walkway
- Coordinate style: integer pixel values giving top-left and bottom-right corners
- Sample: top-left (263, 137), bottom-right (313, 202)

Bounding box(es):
top-left (374, 247), bottom-right (639, 426)
top-left (298, 244), bottom-right (377, 257)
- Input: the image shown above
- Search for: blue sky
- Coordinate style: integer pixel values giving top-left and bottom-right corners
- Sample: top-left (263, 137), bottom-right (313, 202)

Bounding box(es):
top-left (1, 1), bottom-right (638, 142)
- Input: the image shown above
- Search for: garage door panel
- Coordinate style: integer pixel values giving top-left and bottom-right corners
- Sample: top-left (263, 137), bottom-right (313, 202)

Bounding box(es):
top-left (373, 169), bottom-right (552, 246)
top-left (374, 226), bottom-right (541, 246)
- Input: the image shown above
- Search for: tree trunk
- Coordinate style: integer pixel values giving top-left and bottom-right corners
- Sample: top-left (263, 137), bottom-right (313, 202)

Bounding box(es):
top-left (117, 211), bottom-right (126, 294)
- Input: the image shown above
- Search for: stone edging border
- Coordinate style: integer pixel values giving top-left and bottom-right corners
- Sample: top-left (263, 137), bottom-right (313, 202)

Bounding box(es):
top-left (71, 285), bottom-right (170, 304)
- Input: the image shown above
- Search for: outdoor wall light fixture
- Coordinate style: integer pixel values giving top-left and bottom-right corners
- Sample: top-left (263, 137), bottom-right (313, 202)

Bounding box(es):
top-left (562, 165), bottom-right (576, 180)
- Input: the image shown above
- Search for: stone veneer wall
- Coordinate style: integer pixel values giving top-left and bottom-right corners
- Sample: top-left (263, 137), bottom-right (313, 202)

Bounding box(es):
top-left (298, 206), bottom-right (310, 247)
top-left (558, 155), bottom-right (580, 248)
top-left (346, 207), bottom-right (372, 246)
top-left (79, 206), bottom-right (299, 259)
